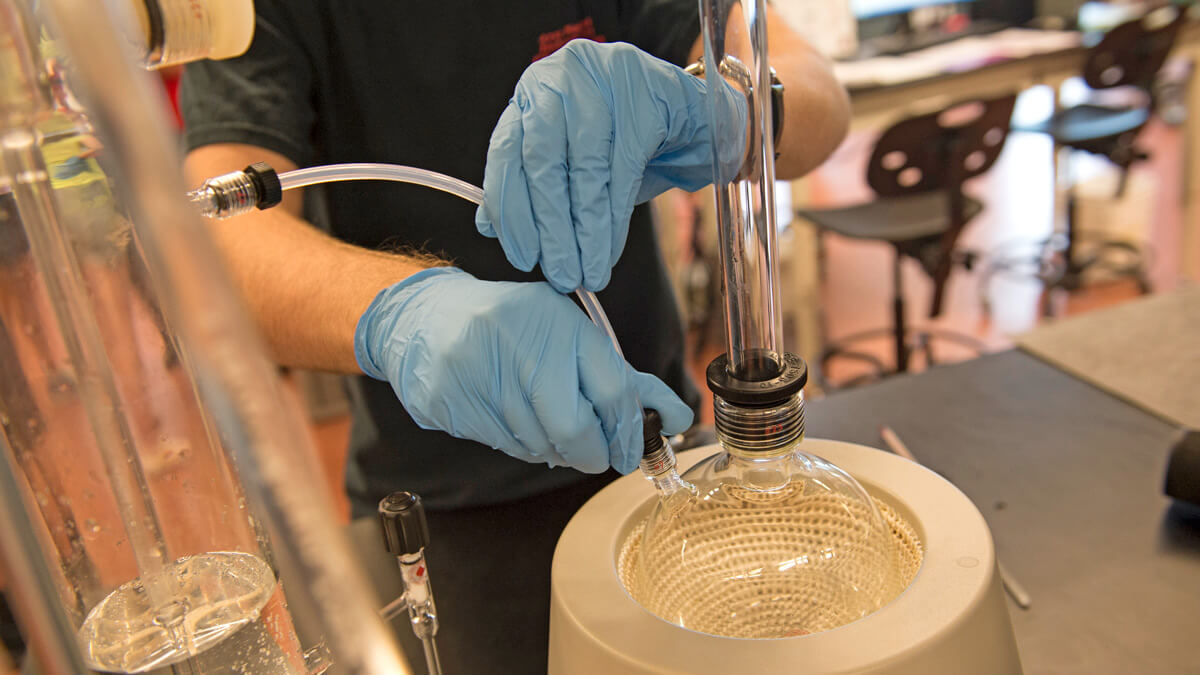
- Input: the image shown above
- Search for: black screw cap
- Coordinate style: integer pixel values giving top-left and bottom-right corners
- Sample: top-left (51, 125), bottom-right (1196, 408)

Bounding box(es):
top-left (378, 491), bottom-right (429, 557)
top-left (706, 352), bottom-right (808, 407)
top-left (244, 162), bottom-right (282, 210)
top-left (643, 409), bottom-right (664, 457)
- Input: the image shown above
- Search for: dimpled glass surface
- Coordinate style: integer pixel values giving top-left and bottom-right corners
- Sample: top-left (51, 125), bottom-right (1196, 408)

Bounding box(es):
top-left (630, 449), bottom-right (919, 638)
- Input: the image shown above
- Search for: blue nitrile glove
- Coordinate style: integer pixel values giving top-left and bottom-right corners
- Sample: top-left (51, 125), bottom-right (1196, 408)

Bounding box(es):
top-left (354, 267), bottom-right (694, 474)
top-left (475, 39), bottom-right (747, 293)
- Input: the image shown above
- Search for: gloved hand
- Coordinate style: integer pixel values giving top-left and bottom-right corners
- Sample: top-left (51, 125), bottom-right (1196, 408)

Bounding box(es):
top-left (475, 39), bottom-right (747, 293)
top-left (354, 267), bottom-right (694, 474)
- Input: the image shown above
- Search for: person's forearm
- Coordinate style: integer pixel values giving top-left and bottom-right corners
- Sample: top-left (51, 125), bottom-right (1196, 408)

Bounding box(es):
top-left (185, 145), bottom-right (439, 374)
top-left (688, 5), bottom-right (850, 180)
top-left (209, 208), bottom-right (436, 373)
top-left (760, 7), bottom-right (850, 179)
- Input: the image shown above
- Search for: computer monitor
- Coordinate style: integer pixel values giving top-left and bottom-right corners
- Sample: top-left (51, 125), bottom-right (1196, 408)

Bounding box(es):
top-left (852, 0), bottom-right (974, 20)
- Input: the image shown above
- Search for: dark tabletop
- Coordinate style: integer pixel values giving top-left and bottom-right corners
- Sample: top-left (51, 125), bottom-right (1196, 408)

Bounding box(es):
top-left (806, 349), bottom-right (1199, 675)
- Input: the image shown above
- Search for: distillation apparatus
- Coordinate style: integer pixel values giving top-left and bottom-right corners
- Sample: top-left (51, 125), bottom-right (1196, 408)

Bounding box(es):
top-left (626, 0), bottom-right (912, 639)
top-left (0, 0), bottom-right (412, 672)
top-left (549, 4), bottom-right (1020, 671)
top-left (0, 0), bottom-right (1021, 670)
top-left (186, 0), bottom-right (908, 642)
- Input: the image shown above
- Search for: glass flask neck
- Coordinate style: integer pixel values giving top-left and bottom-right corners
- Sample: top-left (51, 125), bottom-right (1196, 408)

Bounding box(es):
top-left (721, 439), bottom-right (801, 461)
top-left (647, 467), bottom-right (693, 498)
top-left (640, 438), bottom-right (696, 502)
top-left (718, 445), bottom-right (800, 493)
top-left (712, 392), bottom-right (805, 457)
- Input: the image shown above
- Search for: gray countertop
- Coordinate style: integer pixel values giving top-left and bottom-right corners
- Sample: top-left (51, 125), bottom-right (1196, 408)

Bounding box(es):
top-left (1016, 285), bottom-right (1200, 429)
top-left (806, 350), bottom-right (1198, 674)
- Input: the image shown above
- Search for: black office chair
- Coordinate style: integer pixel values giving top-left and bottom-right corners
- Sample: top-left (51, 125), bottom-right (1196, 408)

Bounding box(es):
top-left (797, 94), bottom-right (1017, 387)
top-left (1006, 8), bottom-right (1186, 299)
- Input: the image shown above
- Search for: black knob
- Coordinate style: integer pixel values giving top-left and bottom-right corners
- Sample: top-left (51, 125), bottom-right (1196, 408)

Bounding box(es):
top-left (642, 409), bottom-right (664, 457)
top-left (378, 491), bottom-right (430, 556)
top-left (243, 161), bottom-right (282, 210)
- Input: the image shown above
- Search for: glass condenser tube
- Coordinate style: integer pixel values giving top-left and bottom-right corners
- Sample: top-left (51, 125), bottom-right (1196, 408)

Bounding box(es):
top-left (33, 0), bottom-right (412, 671)
top-left (699, 0), bottom-right (785, 381)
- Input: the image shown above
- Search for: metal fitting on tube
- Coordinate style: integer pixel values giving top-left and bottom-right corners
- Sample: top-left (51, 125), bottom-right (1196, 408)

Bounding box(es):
top-left (188, 169), bottom-right (257, 219)
top-left (188, 162), bottom-right (282, 219)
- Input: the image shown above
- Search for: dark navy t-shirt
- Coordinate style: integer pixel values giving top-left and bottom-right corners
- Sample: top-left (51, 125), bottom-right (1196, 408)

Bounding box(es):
top-left (180, 0), bottom-right (701, 512)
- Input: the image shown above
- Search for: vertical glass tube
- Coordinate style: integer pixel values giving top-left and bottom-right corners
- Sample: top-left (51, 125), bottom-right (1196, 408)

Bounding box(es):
top-left (698, 0), bottom-right (784, 381)
top-left (0, 0), bottom-right (412, 672)
top-left (0, 4), bottom-right (305, 672)
top-left (0, 434), bottom-right (91, 674)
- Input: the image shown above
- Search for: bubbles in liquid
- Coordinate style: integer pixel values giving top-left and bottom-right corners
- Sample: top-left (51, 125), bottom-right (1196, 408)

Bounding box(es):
top-left (78, 551), bottom-right (276, 673)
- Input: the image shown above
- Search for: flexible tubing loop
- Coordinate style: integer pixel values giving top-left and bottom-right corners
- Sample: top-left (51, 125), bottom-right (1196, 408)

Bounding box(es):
top-left (277, 162), bottom-right (625, 358)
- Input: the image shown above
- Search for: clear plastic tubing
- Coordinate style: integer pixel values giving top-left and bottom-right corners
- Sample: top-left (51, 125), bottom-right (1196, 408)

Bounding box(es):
top-left (274, 163), bottom-right (624, 357)
top-left (277, 163), bottom-right (484, 201)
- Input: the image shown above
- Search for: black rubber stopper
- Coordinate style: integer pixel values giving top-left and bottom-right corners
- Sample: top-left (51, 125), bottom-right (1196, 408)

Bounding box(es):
top-left (706, 352), bottom-right (807, 407)
top-left (642, 409), bottom-right (664, 457)
top-left (378, 491), bottom-right (429, 556)
top-left (244, 162), bottom-right (283, 210)
top-left (1165, 430), bottom-right (1200, 507)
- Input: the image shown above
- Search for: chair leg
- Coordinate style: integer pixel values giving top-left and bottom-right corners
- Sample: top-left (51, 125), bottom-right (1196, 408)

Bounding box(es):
top-left (891, 251), bottom-right (909, 373)
top-left (1061, 185), bottom-right (1084, 291)
top-left (1114, 164), bottom-right (1131, 199)
top-left (1049, 160), bottom-right (1151, 295)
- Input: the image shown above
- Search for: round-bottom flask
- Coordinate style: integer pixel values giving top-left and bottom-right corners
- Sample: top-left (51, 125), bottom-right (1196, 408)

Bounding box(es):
top-left (634, 407), bottom-right (907, 638)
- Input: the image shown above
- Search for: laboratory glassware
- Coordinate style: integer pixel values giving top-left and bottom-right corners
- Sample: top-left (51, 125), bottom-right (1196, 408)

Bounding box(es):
top-left (0, 0), bottom-right (411, 672)
top-left (628, 0), bottom-right (912, 639)
top-left (379, 492), bottom-right (443, 675)
top-left (119, 0), bottom-right (255, 68)
top-left (632, 432), bottom-right (910, 638)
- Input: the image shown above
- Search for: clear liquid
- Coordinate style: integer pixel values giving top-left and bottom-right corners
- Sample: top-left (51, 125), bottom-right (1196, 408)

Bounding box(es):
top-left (78, 551), bottom-right (290, 673)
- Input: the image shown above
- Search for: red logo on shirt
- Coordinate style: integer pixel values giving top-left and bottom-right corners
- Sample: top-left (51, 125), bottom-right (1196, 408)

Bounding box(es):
top-left (532, 17), bottom-right (606, 62)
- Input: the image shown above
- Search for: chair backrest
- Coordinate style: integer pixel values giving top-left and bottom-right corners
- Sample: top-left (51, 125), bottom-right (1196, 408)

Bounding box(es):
top-left (866, 93), bottom-right (1017, 200)
top-left (865, 94), bottom-right (1017, 318)
top-left (1082, 7), bottom-right (1186, 92)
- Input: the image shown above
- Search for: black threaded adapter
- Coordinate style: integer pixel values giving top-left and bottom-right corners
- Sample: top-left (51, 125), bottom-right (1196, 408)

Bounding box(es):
top-left (244, 162), bottom-right (282, 210)
top-left (642, 409), bottom-right (664, 457)
top-left (706, 352), bottom-right (807, 407)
